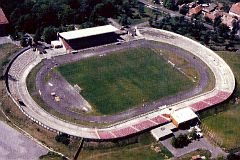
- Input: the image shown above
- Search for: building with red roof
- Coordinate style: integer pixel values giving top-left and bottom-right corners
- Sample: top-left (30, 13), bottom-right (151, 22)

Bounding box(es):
top-left (0, 8), bottom-right (9, 36)
top-left (229, 2), bottom-right (240, 18)
top-left (187, 5), bottom-right (203, 17)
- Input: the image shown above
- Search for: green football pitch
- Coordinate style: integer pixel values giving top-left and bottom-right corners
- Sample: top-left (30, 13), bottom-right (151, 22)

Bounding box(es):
top-left (58, 48), bottom-right (194, 115)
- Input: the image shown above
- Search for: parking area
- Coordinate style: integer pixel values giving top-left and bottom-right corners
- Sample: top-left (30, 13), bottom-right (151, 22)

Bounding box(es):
top-left (0, 121), bottom-right (48, 160)
top-left (160, 128), bottom-right (226, 158)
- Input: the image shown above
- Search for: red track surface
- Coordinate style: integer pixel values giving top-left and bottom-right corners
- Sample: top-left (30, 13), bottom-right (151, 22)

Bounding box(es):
top-left (191, 101), bottom-right (210, 111)
top-left (98, 131), bottom-right (115, 139)
top-left (203, 96), bottom-right (223, 105)
top-left (150, 116), bottom-right (169, 124)
top-left (216, 91), bottom-right (231, 99)
top-left (112, 127), bottom-right (138, 137)
top-left (132, 120), bottom-right (156, 130)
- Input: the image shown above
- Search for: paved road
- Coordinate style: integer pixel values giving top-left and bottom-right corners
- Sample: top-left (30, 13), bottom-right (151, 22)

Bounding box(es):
top-left (0, 121), bottom-right (48, 160)
top-left (36, 39), bottom-right (209, 123)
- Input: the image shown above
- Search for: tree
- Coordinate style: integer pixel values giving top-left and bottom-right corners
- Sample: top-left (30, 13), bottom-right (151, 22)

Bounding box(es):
top-left (20, 38), bottom-right (29, 47)
top-left (171, 134), bottom-right (190, 148)
top-left (217, 23), bottom-right (230, 39)
top-left (33, 29), bottom-right (41, 44)
top-left (149, 17), bottom-right (154, 26)
top-left (189, 130), bottom-right (198, 140)
top-left (179, 5), bottom-right (189, 15)
top-left (119, 14), bottom-right (131, 26)
top-left (177, 0), bottom-right (194, 5)
top-left (55, 133), bottom-right (70, 146)
top-left (153, 0), bottom-right (160, 4)
top-left (163, 0), bottom-right (176, 10)
top-left (138, 3), bottom-right (145, 16)
top-left (41, 26), bottom-right (59, 44)
top-left (213, 16), bottom-right (222, 29)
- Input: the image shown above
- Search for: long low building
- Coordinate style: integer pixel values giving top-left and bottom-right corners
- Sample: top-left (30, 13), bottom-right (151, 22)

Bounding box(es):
top-left (58, 25), bottom-right (120, 52)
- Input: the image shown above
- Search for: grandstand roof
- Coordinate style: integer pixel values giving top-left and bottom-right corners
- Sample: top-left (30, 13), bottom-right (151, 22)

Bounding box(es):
top-left (151, 123), bottom-right (175, 140)
top-left (171, 107), bottom-right (198, 125)
top-left (59, 25), bottom-right (119, 40)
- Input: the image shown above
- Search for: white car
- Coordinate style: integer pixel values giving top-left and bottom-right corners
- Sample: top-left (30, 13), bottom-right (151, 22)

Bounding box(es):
top-left (194, 126), bottom-right (202, 132)
top-left (188, 127), bottom-right (194, 132)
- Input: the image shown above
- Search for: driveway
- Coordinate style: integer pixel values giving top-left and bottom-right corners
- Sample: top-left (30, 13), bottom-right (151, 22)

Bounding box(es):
top-left (0, 121), bottom-right (48, 160)
top-left (160, 134), bottom-right (226, 158)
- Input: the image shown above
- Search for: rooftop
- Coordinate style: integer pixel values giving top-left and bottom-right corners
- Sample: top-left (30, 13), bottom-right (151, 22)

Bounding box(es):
top-left (170, 107), bottom-right (198, 124)
top-left (188, 5), bottom-right (202, 16)
top-left (222, 13), bottom-right (236, 27)
top-left (151, 123), bottom-right (176, 140)
top-left (229, 2), bottom-right (240, 17)
top-left (59, 25), bottom-right (119, 40)
top-left (202, 3), bottom-right (217, 13)
top-left (0, 8), bottom-right (9, 25)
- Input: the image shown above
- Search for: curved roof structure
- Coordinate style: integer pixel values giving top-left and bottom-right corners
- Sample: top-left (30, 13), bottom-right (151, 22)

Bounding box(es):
top-left (6, 28), bottom-right (235, 140)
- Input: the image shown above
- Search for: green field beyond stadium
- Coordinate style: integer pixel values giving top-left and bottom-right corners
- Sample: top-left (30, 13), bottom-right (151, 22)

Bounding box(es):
top-left (58, 48), bottom-right (194, 115)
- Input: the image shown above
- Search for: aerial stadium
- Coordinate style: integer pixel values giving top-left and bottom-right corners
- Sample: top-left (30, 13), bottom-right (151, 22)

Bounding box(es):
top-left (5, 25), bottom-right (235, 140)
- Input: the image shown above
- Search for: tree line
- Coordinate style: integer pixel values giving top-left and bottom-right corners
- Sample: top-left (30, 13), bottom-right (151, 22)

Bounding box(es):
top-left (0, 0), bottom-right (138, 43)
top-left (149, 14), bottom-right (240, 51)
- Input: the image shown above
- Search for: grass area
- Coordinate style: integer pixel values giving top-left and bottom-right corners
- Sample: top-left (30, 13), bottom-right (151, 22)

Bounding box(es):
top-left (32, 94), bottom-right (111, 127)
top-left (201, 51), bottom-right (240, 150)
top-left (58, 48), bottom-right (194, 115)
top-left (182, 67), bottom-right (200, 83)
top-left (177, 149), bottom-right (211, 160)
top-left (0, 43), bottom-right (20, 76)
top-left (78, 133), bottom-right (173, 160)
top-left (26, 62), bottom-right (43, 94)
top-left (39, 151), bottom-right (67, 160)
top-left (26, 62), bottom-right (112, 127)
top-left (202, 104), bottom-right (240, 149)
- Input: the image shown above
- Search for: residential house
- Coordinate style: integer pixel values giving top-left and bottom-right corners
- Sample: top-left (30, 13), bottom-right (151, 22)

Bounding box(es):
top-left (221, 13), bottom-right (237, 29)
top-left (204, 11), bottom-right (221, 22)
top-left (188, 5), bottom-right (203, 17)
top-left (202, 3), bottom-right (217, 13)
top-left (229, 2), bottom-right (240, 18)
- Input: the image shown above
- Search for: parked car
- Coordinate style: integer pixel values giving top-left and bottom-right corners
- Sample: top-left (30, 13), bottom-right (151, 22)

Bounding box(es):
top-left (194, 126), bottom-right (201, 132)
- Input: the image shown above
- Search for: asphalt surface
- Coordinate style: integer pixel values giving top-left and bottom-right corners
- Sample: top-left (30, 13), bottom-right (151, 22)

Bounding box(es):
top-left (0, 121), bottom-right (48, 160)
top-left (161, 129), bottom-right (226, 158)
top-left (36, 39), bottom-right (209, 123)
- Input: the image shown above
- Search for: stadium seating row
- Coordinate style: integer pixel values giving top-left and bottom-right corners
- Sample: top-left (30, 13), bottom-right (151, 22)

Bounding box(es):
top-left (151, 115), bottom-right (169, 124)
top-left (191, 90), bottom-right (232, 111)
top-left (98, 116), bottom-right (170, 139)
top-left (8, 51), bottom-right (38, 100)
top-left (132, 120), bottom-right (156, 130)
